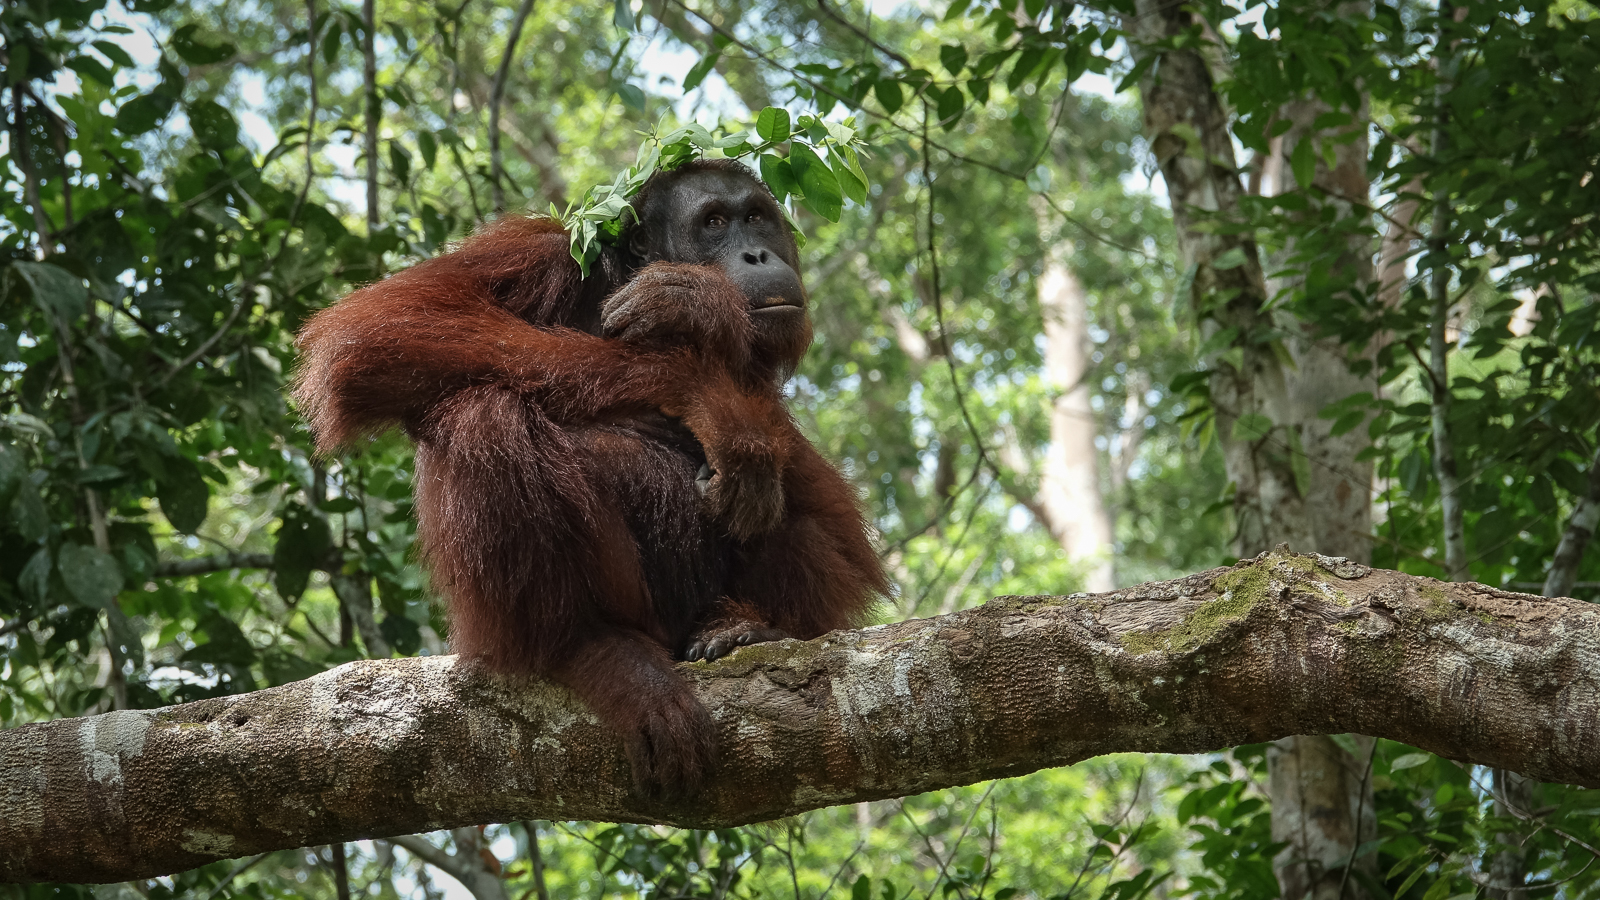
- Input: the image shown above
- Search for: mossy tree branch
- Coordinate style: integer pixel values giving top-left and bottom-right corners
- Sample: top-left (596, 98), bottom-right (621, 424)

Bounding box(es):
top-left (4, 547), bottom-right (1599, 884)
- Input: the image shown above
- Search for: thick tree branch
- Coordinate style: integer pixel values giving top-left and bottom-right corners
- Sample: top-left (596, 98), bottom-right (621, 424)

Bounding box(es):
top-left (5, 548), bottom-right (1600, 884)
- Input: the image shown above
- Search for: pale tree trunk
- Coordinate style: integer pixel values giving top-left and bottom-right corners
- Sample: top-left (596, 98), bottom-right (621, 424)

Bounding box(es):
top-left (1128, 2), bottom-right (1386, 894)
top-left (388, 830), bottom-right (510, 900)
top-left (1258, 82), bottom-right (1381, 900)
top-left (1034, 207), bottom-right (1114, 592)
top-left (1125, 0), bottom-right (1313, 559)
top-left (362, 0), bottom-right (379, 231)
top-left (8, 550), bottom-right (1600, 884)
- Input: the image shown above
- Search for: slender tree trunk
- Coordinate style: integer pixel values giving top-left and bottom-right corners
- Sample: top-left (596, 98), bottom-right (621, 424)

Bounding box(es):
top-left (1034, 211), bottom-right (1114, 591)
top-left (1129, 3), bottom-right (1383, 895)
top-left (524, 822), bottom-right (551, 900)
top-left (1125, 0), bottom-right (1312, 559)
top-left (362, 0), bottom-right (379, 231)
top-left (1543, 442), bottom-right (1600, 598)
top-left (331, 843), bottom-right (351, 900)
top-left (1258, 77), bottom-right (1381, 900)
top-left (1429, 3), bottom-right (1467, 583)
top-left (489, 0), bottom-right (537, 212)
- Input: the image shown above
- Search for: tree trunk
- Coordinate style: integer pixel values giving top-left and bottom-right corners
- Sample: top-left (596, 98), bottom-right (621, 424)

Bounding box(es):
top-left (1035, 223), bottom-right (1114, 591)
top-left (1258, 79), bottom-right (1381, 900)
top-left (1125, 0), bottom-right (1313, 557)
top-left (6, 549), bottom-right (1600, 884)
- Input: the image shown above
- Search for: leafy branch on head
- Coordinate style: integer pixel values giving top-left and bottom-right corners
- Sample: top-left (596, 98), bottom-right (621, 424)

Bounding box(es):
top-left (560, 107), bottom-right (873, 276)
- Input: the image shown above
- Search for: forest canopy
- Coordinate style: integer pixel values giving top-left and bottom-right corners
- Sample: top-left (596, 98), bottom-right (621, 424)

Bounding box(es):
top-left (1, 0), bottom-right (1598, 896)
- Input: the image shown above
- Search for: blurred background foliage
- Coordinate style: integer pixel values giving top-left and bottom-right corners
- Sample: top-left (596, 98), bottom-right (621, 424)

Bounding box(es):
top-left (2, 0), bottom-right (1598, 895)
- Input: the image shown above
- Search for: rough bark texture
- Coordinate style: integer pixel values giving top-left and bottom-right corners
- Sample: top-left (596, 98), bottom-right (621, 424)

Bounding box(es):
top-left (1260, 85), bottom-right (1381, 900)
top-left (5, 549), bottom-right (1600, 884)
top-left (1126, 0), bottom-right (1313, 556)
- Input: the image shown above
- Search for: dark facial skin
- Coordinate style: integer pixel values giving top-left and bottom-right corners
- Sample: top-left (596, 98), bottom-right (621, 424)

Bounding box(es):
top-left (624, 165), bottom-right (812, 373)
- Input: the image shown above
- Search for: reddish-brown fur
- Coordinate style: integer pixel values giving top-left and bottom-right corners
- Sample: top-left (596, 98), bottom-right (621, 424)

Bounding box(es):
top-left (293, 171), bottom-right (886, 795)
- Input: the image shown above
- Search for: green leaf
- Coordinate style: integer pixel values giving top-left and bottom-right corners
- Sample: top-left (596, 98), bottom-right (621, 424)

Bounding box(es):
top-left (92, 40), bottom-right (137, 68)
top-left (831, 152), bottom-right (867, 205)
top-left (186, 610), bottom-right (257, 667)
top-left (759, 154), bottom-right (799, 204)
top-left (388, 140), bottom-right (412, 185)
top-left (873, 80), bottom-right (903, 114)
top-left (1231, 412), bottom-right (1274, 442)
top-left (19, 548), bottom-right (52, 604)
top-left (58, 543), bottom-right (124, 608)
top-left (756, 107), bottom-right (792, 143)
top-left (614, 83), bottom-right (646, 111)
top-left (114, 92), bottom-right (175, 135)
top-left (66, 55), bottom-right (117, 87)
top-left (172, 23), bottom-right (236, 65)
top-left (1330, 410), bottom-right (1367, 436)
top-left (788, 143), bottom-right (842, 222)
top-left (852, 875), bottom-right (871, 900)
top-left (940, 44), bottom-right (968, 75)
top-left (613, 0), bottom-right (636, 30)
top-left (1213, 247), bottom-right (1249, 270)
top-left (13, 261), bottom-right (89, 322)
top-left (1025, 164), bottom-right (1052, 193)
top-left (157, 463), bottom-right (210, 534)
top-left (322, 21), bottom-right (343, 65)
top-left (11, 476), bottom-right (48, 543)
top-left (1289, 137), bottom-right (1316, 189)
top-left (417, 131), bottom-right (438, 169)
top-left (188, 100), bottom-right (239, 150)
top-left (273, 504), bottom-right (332, 600)
top-left (0, 443), bottom-right (21, 507)
top-left (935, 85), bottom-right (965, 128)
top-left (1390, 752), bottom-right (1430, 772)
top-left (683, 52), bottom-right (720, 91)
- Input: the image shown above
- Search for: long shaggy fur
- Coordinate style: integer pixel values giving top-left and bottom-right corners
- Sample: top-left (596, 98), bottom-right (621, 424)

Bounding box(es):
top-left (293, 162), bottom-right (887, 796)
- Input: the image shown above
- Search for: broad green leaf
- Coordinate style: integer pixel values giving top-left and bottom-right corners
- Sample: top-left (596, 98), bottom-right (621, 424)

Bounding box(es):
top-left (940, 44), bottom-right (968, 75)
top-left (13, 261), bottom-right (88, 322)
top-left (157, 463), bottom-right (210, 534)
top-left (59, 543), bottom-right (123, 608)
top-left (759, 154), bottom-right (798, 204)
top-left (935, 85), bottom-right (965, 128)
top-left (1390, 752), bottom-right (1430, 771)
top-left (92, 40), bottom-right (137, 68)
top-left (683, 52), bottom-right (720, 91)
top-left (614, 83), bottom-right (645, 112)
top-left (756, 107), bottom-right (791, 143)
top-left (0, 443), bottom-right (21, 506)
top-left (172, 24), bottom-right (236, 65)
top-left (613, 0), bottom-right (636, 30)
top-left (1289, 137), bottom-right (1316, 189)
top-left (1231, 412), bottom-right (1274, 442)
top-left (1213, 247), bottom-right (1249, 270)
top-left (788, 143), bottom-right (842, 222)
top-left (114, 92), bottom-right (175, 135)
top-left (831, 152), bottom-right (867, 205)
top-left (11, 476), bottom-right (48, 543)
top-left (873, 80), bottom-right (903, 114)
top-left (19, 548), bottom-right (52, 605)
top-left (273, 503), bottom-right (332, 600)
top-left (66, 55), bottom-right (116, 87)
top-left (188, 100), bottom-right (239, 150)
top-left (417, 131), bottom-right (437, 169)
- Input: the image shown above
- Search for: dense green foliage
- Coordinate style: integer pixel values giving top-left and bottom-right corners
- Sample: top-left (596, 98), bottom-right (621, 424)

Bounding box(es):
top-left (2, 0), bottom-right (1598, 895)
